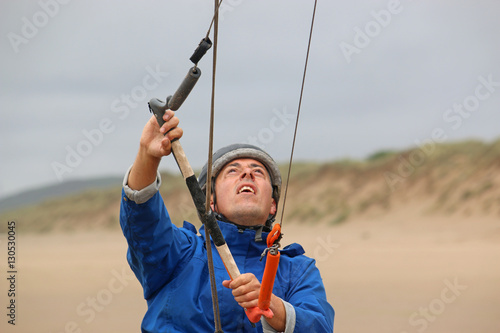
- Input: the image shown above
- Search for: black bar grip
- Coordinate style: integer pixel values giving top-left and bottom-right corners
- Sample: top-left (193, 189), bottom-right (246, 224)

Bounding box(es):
top-left (148, 66), bottom-right (201, 126)
top-left (185, 175), bottom-right (226, 247)
top-left (168, 66), bottom-right (201, 111)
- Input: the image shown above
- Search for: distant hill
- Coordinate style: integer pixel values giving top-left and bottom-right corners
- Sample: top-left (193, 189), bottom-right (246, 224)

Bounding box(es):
top-left (1, 138), bottom-right (499, 234)
top-left (0, 176), bottom-right (123, 212)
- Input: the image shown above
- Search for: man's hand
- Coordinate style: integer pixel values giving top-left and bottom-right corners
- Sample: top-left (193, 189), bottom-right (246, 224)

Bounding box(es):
top-left (223, 273), bottom-right (286, 331)
top-left (128, 110), bottom-right (183, 191)
top-left (223, 273), bottom-right (260, 309)
top-left (140, 110), bottom-right (183, 159)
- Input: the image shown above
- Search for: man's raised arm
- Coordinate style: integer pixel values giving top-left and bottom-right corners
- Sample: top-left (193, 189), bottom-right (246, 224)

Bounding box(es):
top-left (128, 110), bottom-right (183, 191)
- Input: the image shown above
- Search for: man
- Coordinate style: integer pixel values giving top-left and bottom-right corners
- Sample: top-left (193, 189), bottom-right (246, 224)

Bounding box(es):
top-left (120, 110), bottom-right (334, 332)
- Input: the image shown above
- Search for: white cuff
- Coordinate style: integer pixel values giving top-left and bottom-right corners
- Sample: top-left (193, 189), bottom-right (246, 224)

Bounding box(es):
top-left (122, 165), bottom-right (162, 204)
top-left (261, 299), bottom-right (296, 333)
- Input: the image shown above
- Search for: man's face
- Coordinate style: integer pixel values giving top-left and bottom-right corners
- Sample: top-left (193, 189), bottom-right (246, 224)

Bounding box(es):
top-left (211, 158), bottom-right (277, 226)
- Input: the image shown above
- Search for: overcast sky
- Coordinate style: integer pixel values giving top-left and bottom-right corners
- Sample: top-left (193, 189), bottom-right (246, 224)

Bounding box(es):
top-left (1, 0), bottom-right (499, 200)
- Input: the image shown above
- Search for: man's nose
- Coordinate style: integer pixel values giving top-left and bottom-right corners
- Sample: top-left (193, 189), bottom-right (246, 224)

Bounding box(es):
top-left (240, 168), bottom-right (255, 180)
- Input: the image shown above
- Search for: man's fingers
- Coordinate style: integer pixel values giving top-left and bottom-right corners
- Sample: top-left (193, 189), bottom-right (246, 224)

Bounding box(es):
top-left (237, 299), bottom-right (259, 309)
top-left (160, 118), bottom-right (178, 134)
top-left (229, 273), bottom-right (255, 288)
top-left (162, 109), bottom-right (175, 121)
top-left (223, 274), bottom-right (261, 310)
top-left (166, 127), bottom-right (183, 142)
top-left (160, 110), bottom-right (178, 134)
top-left (157, 137), bottom-right (171, 155)
top-left (228, 274), bottom-right (260, 297)
top-left (233, 289), bottom-right (259, 301)
top-left (231, 281), bottom-right (258, 297)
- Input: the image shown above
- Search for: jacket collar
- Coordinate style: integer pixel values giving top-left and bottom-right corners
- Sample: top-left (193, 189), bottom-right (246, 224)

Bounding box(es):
top-left (188, 220), bottom-right (268, 257)
top-left (183, 220), bottom-right (305, 258)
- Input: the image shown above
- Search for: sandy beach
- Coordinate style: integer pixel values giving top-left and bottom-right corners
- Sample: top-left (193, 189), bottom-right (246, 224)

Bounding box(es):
top-left (1, 213), bottom-right (499, 333)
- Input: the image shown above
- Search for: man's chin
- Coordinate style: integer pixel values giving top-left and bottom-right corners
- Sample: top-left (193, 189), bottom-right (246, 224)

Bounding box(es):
top-left (226, 208), bottom-right (266, 226)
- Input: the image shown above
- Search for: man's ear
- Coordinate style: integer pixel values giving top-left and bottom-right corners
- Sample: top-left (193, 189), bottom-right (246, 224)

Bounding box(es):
top-left (269, 198), bottom-right (277, 216)
top-left (210, 193), bottom-right (215, 211)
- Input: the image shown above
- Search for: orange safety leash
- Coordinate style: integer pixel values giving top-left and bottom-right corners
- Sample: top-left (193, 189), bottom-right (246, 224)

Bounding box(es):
top-left (246, 223), bottom-right (282, 323)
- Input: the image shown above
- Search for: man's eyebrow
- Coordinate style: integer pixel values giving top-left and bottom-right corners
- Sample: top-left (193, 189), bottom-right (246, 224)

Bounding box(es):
top-left (225, 162), bottom-right (265, 169)
top-left (249, 163), bottom-right (265, 169)
top-left (227, 162), bottom-right (241, 168)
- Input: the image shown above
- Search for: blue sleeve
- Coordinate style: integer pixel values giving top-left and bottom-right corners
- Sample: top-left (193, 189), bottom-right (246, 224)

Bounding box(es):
top-left (119, 189), bottom-right (196, 299)
top-left (286, 258), bottom-right (335, 332)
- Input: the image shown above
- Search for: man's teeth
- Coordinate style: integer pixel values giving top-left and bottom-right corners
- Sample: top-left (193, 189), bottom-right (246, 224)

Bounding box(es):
top-left (238, 186), bottom-right (255, 194)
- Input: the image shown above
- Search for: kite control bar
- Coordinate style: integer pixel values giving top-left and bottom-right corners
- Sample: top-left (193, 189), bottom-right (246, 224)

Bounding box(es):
top-left (147, 36), bottom-right (269, 326)
top-left (149, 66), bottom-right (201, 113)
top-left (147, 41), bottom-right (238, 276)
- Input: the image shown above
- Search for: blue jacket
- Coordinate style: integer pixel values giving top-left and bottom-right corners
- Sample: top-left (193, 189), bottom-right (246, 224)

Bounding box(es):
top-left (120, 189), bottom-right (334, 332)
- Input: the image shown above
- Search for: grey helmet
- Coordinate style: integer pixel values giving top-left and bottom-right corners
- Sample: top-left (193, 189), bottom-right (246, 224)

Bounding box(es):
top-left (198, 144), bottom-right (282, 223)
